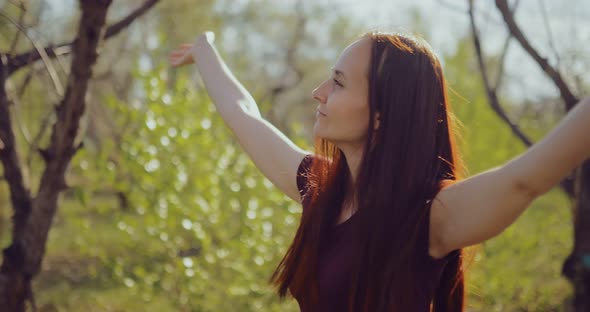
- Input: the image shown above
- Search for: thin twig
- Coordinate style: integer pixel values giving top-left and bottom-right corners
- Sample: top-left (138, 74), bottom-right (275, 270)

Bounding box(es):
top-left (470, 0), bottom-right (575, 197)
top-left (538, 0), bottom-right (561, 71)
top-left (0, 49), bottom-right (32, 237)
top-left (492, 0), bottom-right (521, 93)
top-left (6, 86), bottom-right (32, 145)
top-left (468, 0), bottom-right (533, 147)
top-left (8, 1), bottom-right (27, 55)
top-left (492, 36), bottom-right (511, 93)
top-left (5, 0), bottom-right (161, 75)
top-left (495, 0), bottom-right (578, 111)
top-left (26, 110), bottom-right (53, 170)
top-left (0, 9), bottom-right (64, 95)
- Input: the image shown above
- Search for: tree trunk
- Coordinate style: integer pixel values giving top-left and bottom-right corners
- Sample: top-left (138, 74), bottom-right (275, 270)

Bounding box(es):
top-left (0, 1), bottom-right (112, 310)
top-left (563, 160), bottom-right (590, 311)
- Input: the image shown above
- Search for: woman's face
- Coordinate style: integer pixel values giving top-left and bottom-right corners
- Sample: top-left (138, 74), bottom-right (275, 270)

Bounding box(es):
top-left (312, 37), bottom-right (377, 150)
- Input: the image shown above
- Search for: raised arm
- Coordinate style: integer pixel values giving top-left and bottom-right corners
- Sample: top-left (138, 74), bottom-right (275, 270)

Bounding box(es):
top-left (429, 96), bottom-right (590, 259)
top-left (170, 33), bottom-right (309, 202)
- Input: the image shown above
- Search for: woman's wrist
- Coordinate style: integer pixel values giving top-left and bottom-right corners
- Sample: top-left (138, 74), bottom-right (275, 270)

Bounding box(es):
top-left (195, 32), bottom-right (214, 49)
top-left (192, 32), bottom-right (215, 64)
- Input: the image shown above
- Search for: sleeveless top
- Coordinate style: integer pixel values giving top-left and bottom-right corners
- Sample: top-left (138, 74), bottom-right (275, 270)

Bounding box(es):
top-left (293, 154), bottom-right (457, 312)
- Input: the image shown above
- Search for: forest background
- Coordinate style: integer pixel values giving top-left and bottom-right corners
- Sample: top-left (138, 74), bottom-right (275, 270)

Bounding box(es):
top-left (1, 0), bottom-right (589, 311)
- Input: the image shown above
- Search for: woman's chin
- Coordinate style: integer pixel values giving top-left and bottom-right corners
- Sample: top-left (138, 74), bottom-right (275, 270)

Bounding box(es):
top-left (313, 126), bottom-right (326, 138)
top-left (312, 125), bottom-right (320, 137)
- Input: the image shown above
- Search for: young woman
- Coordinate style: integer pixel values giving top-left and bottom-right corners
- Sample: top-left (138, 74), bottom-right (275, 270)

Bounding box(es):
top-left (169, 31), bottom-right (590, 311)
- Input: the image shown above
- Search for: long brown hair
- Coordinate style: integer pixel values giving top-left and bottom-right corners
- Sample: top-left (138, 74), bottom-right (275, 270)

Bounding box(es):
top-left (270, 31), bottom-right (466, 312)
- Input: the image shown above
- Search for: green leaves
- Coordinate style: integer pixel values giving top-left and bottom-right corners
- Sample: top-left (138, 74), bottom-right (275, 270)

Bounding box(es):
top-left (43, 66), bottom-right (301, 311)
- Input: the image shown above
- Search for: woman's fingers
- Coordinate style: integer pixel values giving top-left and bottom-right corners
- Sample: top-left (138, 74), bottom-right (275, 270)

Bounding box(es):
top-left (169, 32), bottom-right (215, 67)
top-left (169, 47), bottom-right (191, 56)
top-left (169, 52), bottom-right (186, 58)
top-left (170, 55), bottom-right (190, 66)
top-left (168, 44), bottom-right (195, 67)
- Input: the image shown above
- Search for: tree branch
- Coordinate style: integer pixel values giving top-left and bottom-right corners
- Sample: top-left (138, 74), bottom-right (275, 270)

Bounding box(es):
top-left (8, 1), bottom-right (27, 55)
top-left (469, 0), bottom-right (575, 197)
top-left (492, 34), bottom-right (511, 93)
top-left (495, 0), bottom-right (578, 111)
top-left (0, 51), bottom-right (33, 239)
top-left (5, 0), bottom-right (161, 76)
top-left (468, 0), bottom-right (533, 147)
top-left (492, 0), bottom-right (521, 92)
top-left (0, 8), bottom-right (64, 95)
top-left (103, 0), bottom-right (159, 38)
top-left (538, 0), bottom-right (561, 72)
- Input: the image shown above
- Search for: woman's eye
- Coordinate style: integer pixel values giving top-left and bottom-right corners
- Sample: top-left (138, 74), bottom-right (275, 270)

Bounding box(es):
top-left (333, 79), bottom-right (343, 87)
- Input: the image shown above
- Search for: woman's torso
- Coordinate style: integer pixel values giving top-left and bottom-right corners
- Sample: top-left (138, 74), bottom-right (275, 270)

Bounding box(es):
top-left (293, 154), bottom-right (454, 312)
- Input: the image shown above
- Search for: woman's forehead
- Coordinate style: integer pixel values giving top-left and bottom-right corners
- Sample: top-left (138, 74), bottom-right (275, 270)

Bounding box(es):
top-left (334, 38), bottom-right (372, 83)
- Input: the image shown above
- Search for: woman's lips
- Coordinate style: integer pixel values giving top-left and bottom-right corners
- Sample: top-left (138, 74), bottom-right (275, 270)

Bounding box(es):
top-left (316, 110), bottom-right (327, 117)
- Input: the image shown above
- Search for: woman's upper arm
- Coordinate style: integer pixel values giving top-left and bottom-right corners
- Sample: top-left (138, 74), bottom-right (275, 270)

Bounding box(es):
top-left (428, 168), bottom-right (537, 258)
top-left (229, 113), bottom-right (310, 203)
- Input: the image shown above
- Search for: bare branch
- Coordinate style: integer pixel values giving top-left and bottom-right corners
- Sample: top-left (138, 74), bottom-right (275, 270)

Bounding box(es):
top-left (492, 35), bottom-right (511, 93)
top-left (5, 0), bottom-right (161, 76)
top-left (0, 9), bottom-right (64, 95)
top-left (470, 0), bottom-right (575, 197)
top-left (0, 58), bottom-right (33, 235)
top-left (5, 68), bottom-right (37, 152)
top-left (8, 1), bottom-right (27, 55)
top-left (103, 0), bottom-right (160, 38)
top-left (8, 91), bottom-right (32, 144)
top-left (468, 0), bottom-right (533, 147)
top-left (492, 0), bottom-right (521, 92)
top-left (538, 0), bottom-right (561, 70)
top-left (26, 110), bottom-right (53, 171)
top-left (495, 0), bottom-right (578, 111)
top-left (16, 67), bottom-right (33, 98)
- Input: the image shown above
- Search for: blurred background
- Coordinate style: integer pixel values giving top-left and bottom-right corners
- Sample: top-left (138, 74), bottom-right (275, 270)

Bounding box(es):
top-left (1, 0), bottom-right (589, 311)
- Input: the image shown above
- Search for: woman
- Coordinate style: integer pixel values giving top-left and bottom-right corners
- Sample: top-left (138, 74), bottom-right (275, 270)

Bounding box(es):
top-left (169, 31), bottom-right (590, 311)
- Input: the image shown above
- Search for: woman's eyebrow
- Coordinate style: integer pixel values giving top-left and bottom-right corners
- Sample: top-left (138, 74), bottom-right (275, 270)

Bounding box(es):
top-left (330, 67), bottom-right (346, 80)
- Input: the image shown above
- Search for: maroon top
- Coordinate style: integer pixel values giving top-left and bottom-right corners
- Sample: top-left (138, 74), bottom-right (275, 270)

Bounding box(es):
top-left (293, 154), bottom-right (456, 312)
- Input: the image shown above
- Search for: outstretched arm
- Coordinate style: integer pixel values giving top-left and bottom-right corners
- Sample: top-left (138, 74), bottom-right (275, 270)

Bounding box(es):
top-left (190, 32), bottom-right (262, 120)
top-left (430, 96), bottom-right (590, 259)
top-left (169, 33), bottom-right (308, 203)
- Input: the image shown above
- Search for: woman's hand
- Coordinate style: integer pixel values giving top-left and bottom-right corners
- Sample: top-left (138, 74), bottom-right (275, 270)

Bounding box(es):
top-left (169, 43), bottom-right (194, 67)
top-left (169, 31), bottom-right (215, 67)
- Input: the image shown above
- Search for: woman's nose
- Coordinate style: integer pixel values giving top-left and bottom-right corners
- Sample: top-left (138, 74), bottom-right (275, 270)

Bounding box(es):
top-left (312, 86), bottom-right (326, 104)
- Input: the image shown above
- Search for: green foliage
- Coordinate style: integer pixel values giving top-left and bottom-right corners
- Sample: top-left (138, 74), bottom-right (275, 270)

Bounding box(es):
top-left (467, 190), bottom-right (572, 311)
top-left (36, 68), bottom-right (303, 311)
